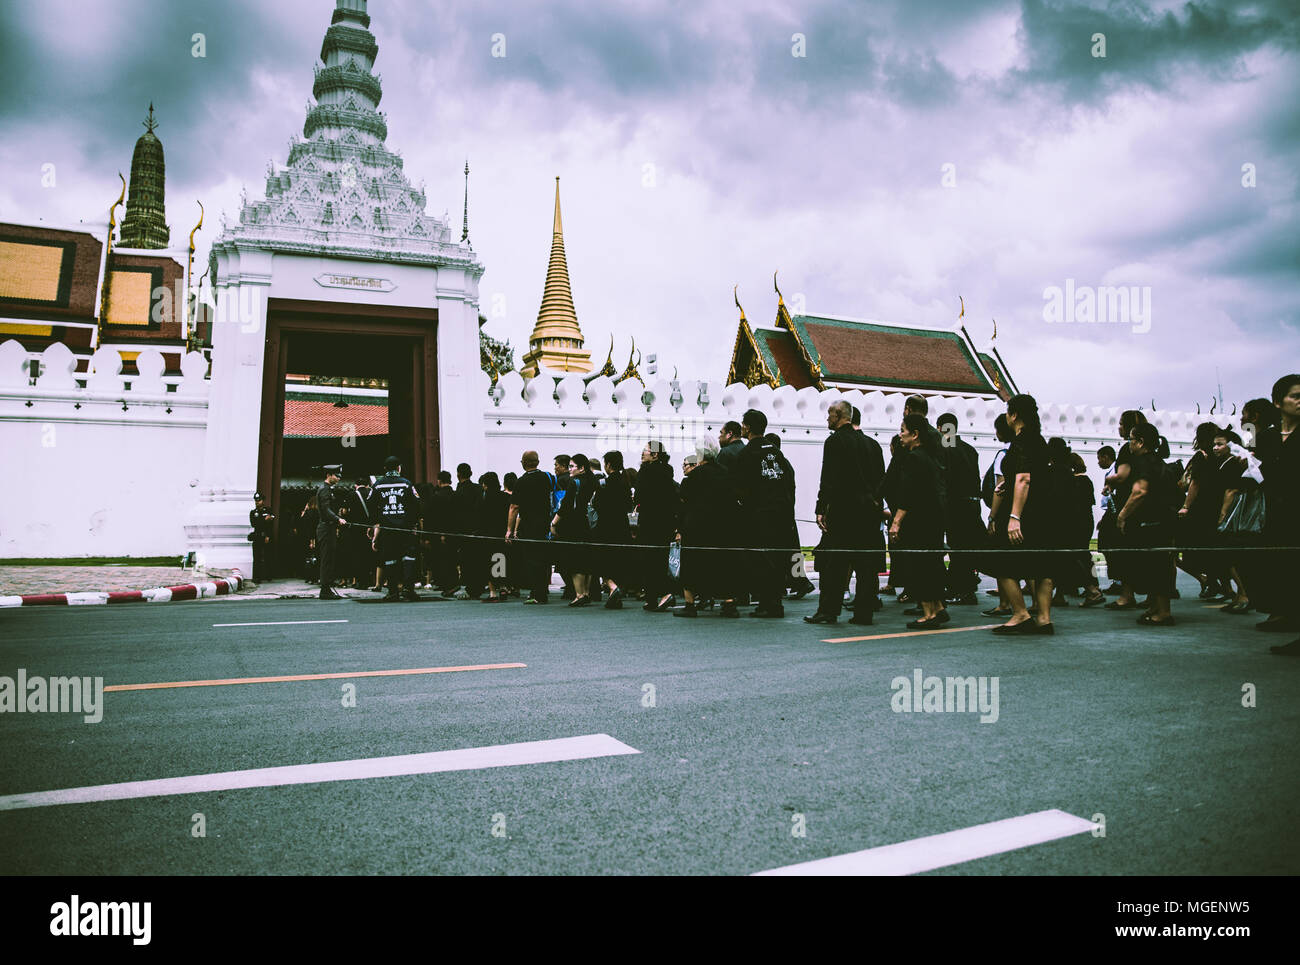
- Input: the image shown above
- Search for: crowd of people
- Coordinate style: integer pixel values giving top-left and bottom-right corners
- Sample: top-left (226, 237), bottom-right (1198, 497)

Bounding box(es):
top-left (276, 373), bottom-right (1300, 655)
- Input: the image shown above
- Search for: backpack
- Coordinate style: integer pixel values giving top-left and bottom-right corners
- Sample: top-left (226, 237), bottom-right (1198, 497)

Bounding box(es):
top-left (981, 448), bottom-right (1006, 508)
top-left (587, 477), bottom-right (603, 529)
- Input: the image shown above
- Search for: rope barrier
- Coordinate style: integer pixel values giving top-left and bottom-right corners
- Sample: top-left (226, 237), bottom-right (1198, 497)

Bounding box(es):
top-left (331, 522), bottom-right (1295, 555)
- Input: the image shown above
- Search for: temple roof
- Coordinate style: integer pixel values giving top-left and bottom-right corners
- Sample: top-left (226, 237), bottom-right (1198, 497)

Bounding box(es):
top-left (520, 177), bottom-right (592, 377)
top-left (119, 105), bottom-right (171, 250)
top-left (727, 295), bottom-right (1015, 399)
top-left (209, 0), bottom-right (477, 270)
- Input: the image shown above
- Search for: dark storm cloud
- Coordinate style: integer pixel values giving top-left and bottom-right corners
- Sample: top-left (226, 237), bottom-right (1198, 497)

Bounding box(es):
top-left (0, 0), bottom-right (308, 186)
top-left (1014, 0), bottom-right (1300, 101)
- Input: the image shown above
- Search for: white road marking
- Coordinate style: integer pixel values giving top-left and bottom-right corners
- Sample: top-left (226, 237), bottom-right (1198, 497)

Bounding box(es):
top-left (212, 619), bottom-right (350, 627)
top-left (0, 734), bottom-right (641, 811)
top-left (753, 809), bottom-right (1095, 876)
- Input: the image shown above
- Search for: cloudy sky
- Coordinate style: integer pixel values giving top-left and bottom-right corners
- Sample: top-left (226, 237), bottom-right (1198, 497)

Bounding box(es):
top-left (2, 0), bottom-right (1296, 412)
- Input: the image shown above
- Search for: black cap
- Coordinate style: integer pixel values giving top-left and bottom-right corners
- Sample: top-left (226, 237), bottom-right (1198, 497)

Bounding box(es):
top-left (324, 463), bottom-right (343, 474)
top-left (383, 455), bottom-right (401, 471)
top-left (253, 491), bottom-right (264, 500)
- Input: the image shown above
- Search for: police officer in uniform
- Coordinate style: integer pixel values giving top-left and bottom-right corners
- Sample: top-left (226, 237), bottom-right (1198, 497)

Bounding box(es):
top-left (734, 411), bottom-right (796, 618)
top-left (248, 492), bottom-right (275, 583)
top-left (368, 455), bottom-right (423, 602)
top-left (316, 464), bottom-right (348, 599)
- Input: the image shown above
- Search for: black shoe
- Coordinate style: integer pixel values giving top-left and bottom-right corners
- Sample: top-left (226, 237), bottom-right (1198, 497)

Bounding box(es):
top-left (401, 589), bottom-right (420, 602)
top-left (674, 603), bottom-right (698, 618)
top-left (1269, 638), bottom-right (1300, 655)
top-left (382, 593), bottom-right (401, 603)
top-left (751, 606), bottom-right (785, 619)
top-left (803, 612), bottom-right (837, 625)
top-left (561, 586), bottom-right (576, 601)
top-left (848, 613), bottom-right (873, 626)
top-left (604, 589), bottom-right (624, 610)
top-left (644, 594), bottom-right (675, 613)
top-left (791, 578), bottom-right (816, 600)
top-left (907, 615), bottom-right (949, 630)
top-left (720, 602), bottom-right (740, 618)
top-left (319, 588), bottom-right (342, 600)
top-left (991, 619), bottom-right (1041, 635)
top-left (1105, 582), bottom-right (1123, 595)
top-left (982, 605), bottom-right (1012, 617)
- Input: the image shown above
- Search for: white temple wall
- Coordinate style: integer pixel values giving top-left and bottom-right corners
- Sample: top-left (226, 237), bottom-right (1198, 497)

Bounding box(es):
top-left (0, 340), bottom-right (209, 558)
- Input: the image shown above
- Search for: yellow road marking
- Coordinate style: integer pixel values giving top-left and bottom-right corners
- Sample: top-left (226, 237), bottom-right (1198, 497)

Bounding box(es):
top-left (824, 625), bottom-right (1001, 643)
top-left (104, 663), bottom-right (527, 692)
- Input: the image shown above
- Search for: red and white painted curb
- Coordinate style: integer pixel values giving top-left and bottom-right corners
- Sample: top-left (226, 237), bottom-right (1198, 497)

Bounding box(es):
top-left (0, 571), bottom-right (243, 608)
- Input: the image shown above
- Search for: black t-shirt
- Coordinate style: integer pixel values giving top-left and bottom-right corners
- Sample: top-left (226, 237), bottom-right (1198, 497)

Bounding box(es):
top-left (1127, 452), bottom-right (1172, 525)
top-left (996, 430), bottom-right (1048, 522)
top-left (511, 469), bottom-right (554, 533)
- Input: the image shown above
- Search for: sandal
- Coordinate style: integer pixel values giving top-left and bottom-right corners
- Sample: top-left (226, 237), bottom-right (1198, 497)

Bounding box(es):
top-left (1221, 601), bottom-right (1254, 614)
top-left (1080, 593), bottom-right (1106, 608)
top-left (1104, 600), bottom-right (1138, 610)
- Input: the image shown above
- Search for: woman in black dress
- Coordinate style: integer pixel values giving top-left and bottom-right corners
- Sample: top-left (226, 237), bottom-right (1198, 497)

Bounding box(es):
top-left (1117, 422), bottom-right (1177, 625)
top-left (1177, 422), bottom-right (1228, 599)
top-left (890, 413), bottom-right (949, 629)
top-left (478, 472), bottom-right (512, 602)
top-left (1257, 374), bottom-right (1300, 653)
top-left (593, 451), bottom-right (635, 609)
top-left (674, 440), bottom-right (742, 618)
top-left (880, 435), bottom-right (906, 600)
top-left (1102, 409), bottom-right (1148, 610)
top-left (555, 454), bottom-right (597, 606)
top-left (983, 394), bottom-right (1068, 634)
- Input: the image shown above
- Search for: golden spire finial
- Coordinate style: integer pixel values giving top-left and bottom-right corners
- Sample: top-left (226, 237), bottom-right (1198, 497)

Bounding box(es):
top-left (521, 176), bottom-right (590, 376)
top-left (553, 176), bottom-right (562, 235)
top-left (773, 270), bottom-right (785, 306)
top-left (958, 295), bottom-right (965, 320)
top-left (188, 200), bottom-right (204, 255)
top-left (143, 103), bottom-right (158, 135)
top-left (991, 318), bottom-right (997, 342)
top-left (734, 284), bottom-right (747, 323)
top-left (109, 172), bottom-right (126, 231)
top-left (100, 173), bottom-right (127, 326)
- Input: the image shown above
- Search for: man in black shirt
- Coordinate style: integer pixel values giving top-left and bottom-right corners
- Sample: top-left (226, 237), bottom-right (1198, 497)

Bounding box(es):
top-left (368, 456), bottom-right (423, 601)
top-left (807, 400), bottom-right (885, 625)
top-left (508, 450), bottom-right (555, 603)
top-left (315, 464), bottom-right (348, 599)
top-left (453, 462), bottom-right (485, 599)
top-left (717, 421), bottom-right (746, 473)
top-left (249, 492), bottom-right (275, 583)
top-left (734, 409), bottom-right (795, 618)
top-left (937, 412), bottom-right (983, 604)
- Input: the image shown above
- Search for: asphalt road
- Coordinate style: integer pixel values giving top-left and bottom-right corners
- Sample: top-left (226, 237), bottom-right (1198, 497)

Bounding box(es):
top-left (1, 576), bottom-right (1297, 875)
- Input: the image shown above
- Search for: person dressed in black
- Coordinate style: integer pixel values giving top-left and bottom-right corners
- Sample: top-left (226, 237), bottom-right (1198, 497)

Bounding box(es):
top-left (425, 470), bottom-right (457, 594)
top-left (316, 464), bottom-right (349, 599)
top-left (478, 472), bottom-right (513, 602)
top-left (635, 440), bottom-right (680, 612)
top-left (249, 491), bottom-right (275, 583)
top-left (733, 410), bottom-right (796, 618)
top-left (674, 438), bottom-right (743, 618)
top-left (298, 494), bottom-right (319, 583)
top-left (1257, 374), bottom-right (1300, 654)
top-left (807, 399), bottom-right (885, 625)
top-left (891, 412), bottom-right (949, 628)
top-left (936, 413), bottom-right (982, 605)
top-left (593, 451), bottom-right (635, 609)
top-left (1176, 422), bottom-right (1228, 599)
top-left (451, 462), bottom-right (484, 599)
top-left (507, 450), bottom-right (555, 604)
top-left (1065, 450), bottom-right (1105, 606)
top-left (717, 421), bottom-right (746, 473)
top-left (554, 454), bottom-right (597, 606)
top-left (1102, 410), bottom-right (1148, 610)
top-left (368, 455), bottom-right (423, 602)
top-left (1116, 423), bottom-right (1176, 624)
top-left (982, 394), bottom-right (1067, 634)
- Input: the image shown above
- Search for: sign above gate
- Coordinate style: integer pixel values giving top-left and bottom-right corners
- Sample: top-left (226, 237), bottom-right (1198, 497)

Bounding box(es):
top-left (314, 273), bottom-right (396, 293)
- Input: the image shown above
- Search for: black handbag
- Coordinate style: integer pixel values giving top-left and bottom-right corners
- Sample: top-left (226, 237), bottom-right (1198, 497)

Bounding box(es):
top-left (1218, 486), bottom-right (1266, 537)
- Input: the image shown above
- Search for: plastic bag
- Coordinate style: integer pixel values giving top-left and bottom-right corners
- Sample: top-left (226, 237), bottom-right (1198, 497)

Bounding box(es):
top-left (667, 540), bottom-right (681, 579)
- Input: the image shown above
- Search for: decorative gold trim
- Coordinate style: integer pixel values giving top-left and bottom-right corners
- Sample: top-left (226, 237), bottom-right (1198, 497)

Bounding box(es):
top-left (99, 172), bottom-right (127, 324)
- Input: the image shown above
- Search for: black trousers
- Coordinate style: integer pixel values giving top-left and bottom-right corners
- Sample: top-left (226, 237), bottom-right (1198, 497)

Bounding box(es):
top-left (518, 527), bottom-right (552, 599)
top-left (944, 498), bottom-right (984, 597)
top-left (252, 539), bottom-right (273, 582)
top-left (316, 526), bottom-right (337, 589)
